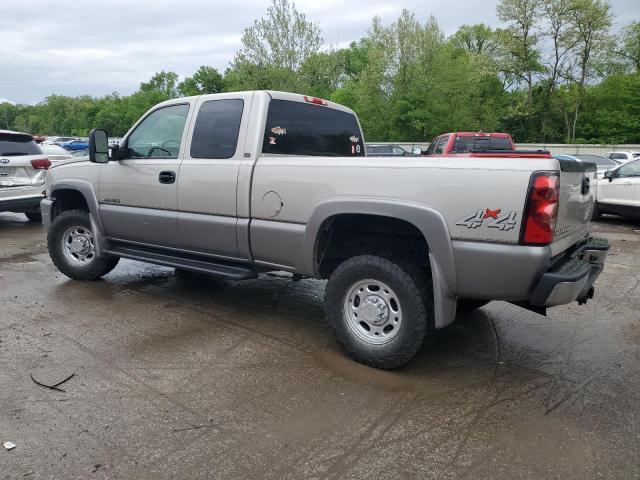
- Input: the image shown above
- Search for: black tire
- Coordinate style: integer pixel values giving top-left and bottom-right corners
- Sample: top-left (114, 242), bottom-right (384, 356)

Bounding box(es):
top-left (25, 210), bottom-right (42, 222)
top-left (591, 201), bottom-right (601, 220)
top-left (457, 299), bottom-right (490, 312)
top-left (324, 254), bottom-right (433, 369)
top-left (48, 209), bottom-right (119, 280)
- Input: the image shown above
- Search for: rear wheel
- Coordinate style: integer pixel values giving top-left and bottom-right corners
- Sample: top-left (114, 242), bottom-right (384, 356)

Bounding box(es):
top-left (25, 210), bottom-right (42, 222)
top-left (48, 210), bottom-right (119, 280)
top-left (325, 254), bottom-right (433, 369)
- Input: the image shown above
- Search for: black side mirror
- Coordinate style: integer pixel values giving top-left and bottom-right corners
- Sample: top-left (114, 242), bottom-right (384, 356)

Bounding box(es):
top-left (604, 170), bottom-right (614, 182)
top-left (89, 129), bottom-right (109, 163)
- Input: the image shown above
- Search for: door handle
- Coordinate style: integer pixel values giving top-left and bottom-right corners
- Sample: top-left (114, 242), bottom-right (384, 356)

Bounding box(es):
top-left (159, 171), bottom-right (176, 184)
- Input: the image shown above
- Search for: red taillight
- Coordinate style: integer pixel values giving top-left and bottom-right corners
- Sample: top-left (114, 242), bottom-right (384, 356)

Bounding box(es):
top-left (303, 95), bottom-right (328, 106)
top-left (521, 172), bottom-right (560, 245)
top-left (30, 158), bottom-right (51, 170)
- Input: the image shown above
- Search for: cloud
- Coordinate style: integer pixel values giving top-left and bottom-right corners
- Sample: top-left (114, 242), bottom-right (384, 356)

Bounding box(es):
top-left (1, 0), bottom-right (636, 104)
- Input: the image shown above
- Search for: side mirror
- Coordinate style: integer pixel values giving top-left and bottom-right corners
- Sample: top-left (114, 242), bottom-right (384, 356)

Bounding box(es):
top-left (604, 170), bottom-right (614, 182)
top-left (88, 129), bottom-right (109, 163)
top-left (412, 147), bottom-right (423, 155)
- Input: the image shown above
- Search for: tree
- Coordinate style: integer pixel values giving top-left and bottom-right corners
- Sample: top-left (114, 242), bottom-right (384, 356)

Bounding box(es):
top-left (617, 21), bottom-right (640, 73)
top-left (496, 0), bottom-right (544, 107)
top-left (564, 0), bottom-right (612, 141)
top-left (233, 0), bottom-right (322, 71)
top-left (450, 24), bottom-right (499, 55)
top-left (178, 66), bottom-right (225, 96)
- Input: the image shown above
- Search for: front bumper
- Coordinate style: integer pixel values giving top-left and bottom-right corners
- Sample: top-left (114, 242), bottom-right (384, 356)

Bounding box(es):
top-left (529, 237), bottom-right (610, 307)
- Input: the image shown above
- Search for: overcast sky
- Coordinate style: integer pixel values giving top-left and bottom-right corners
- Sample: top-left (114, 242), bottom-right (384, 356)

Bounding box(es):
top-left (1, 0), bottom-right (637, 105)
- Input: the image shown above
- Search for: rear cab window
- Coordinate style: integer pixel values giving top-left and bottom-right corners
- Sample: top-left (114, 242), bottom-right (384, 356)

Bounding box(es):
top-left (262, 100), bottom-right (364, 157)
top-left (450, 135), bottom-right (512, 153)
top-left (0, 133), bottom-right (42, 156)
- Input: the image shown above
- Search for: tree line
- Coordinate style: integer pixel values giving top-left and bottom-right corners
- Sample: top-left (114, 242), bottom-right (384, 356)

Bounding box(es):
top-left (1, 0), bottom-right (638, 144)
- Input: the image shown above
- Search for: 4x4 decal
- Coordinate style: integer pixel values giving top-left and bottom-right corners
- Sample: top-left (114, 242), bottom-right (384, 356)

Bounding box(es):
top-left (456, 208), bottom-right (518, 231)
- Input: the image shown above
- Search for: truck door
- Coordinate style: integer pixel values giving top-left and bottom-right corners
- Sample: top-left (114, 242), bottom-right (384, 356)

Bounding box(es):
top-left (98, 102), bottom-right (192, 248)
top-left (176, 93), bottom-right (253, 259)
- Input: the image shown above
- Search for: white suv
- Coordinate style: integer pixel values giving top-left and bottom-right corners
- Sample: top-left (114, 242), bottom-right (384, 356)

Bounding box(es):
top-left (603, 151), bottom-right (640, 164)
top-left (594, 158), bottom-right (640, 220)
top-left (0, 130), bottom-right (51, 221)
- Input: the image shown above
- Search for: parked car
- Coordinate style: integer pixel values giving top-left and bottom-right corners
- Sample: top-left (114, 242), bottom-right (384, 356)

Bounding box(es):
top-left (49, 136), bottom-right (78, 145)
top-left (425, 132), bottom-right (551, 158)
top-left (602, 151), bottom-right (640, 164)
top-left (42, 91), bottom-right (609, 369)
top-left (593, 158), bottom-right (640, 220)
top-left (0, 130), bottom-right (50, 221)
top-left (41, 143), bottom-right (74, 164)
top-left (554, 154), bottom-right (620, 178)
top-left (70, 149), bottom-right (89, 157)
top-left (59, 139), bottom-right (89, 151)
top-left (367, 144), bottom-right (417, 157)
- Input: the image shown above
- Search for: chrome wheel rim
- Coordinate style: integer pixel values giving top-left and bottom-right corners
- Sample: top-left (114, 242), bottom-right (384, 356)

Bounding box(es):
top-left (343, 279), bottom-right (402, 345)
top-left (61, 225), bottom-right (95, 266)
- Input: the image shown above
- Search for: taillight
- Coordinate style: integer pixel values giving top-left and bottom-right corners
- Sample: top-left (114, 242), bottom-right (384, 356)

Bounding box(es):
top-left (303, 95), bottom-right (328, 106)
top-left (521, 171), bottom-right (560, 245)
top-left (31, 158), bottom-right (51, 170)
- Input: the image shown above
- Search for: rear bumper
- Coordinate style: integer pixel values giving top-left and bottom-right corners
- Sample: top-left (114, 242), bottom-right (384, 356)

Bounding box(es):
top-left (0, 194), bottom-right (44, 213)
top-left (529, 237), bottom-right (610, 307)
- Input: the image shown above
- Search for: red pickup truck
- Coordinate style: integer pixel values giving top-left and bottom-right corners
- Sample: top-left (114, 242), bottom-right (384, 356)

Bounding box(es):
top-left (424, 132), bottom-right (551, 158)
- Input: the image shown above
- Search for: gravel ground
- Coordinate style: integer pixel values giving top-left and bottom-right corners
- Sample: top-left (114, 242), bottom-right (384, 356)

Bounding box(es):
top-left (0, 212), bottom-right (639, 479)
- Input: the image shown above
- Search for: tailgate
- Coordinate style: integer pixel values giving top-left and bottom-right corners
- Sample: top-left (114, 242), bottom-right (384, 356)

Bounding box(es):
top-left (0, 155), bottom-right (45, 188)
top-left (551, 159), bottom-right (597, 256)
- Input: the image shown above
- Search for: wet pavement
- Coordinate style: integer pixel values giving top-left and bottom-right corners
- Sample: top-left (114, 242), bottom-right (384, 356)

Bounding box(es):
top-left (0, 212), bottom-right (639, 479)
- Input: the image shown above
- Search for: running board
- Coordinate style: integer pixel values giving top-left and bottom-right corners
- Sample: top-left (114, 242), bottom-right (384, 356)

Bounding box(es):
top-left (104, 243), bottom-right (257, 280)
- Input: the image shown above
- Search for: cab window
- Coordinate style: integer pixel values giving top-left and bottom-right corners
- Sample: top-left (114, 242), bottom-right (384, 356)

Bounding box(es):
top-left (262, 100), bottom-right (364, 157)
top-left (617, 160), bottom-right (640, 178)
top-left (434, 135), bottom-right (449, 154)
top-left (126, 104), bottom-right (190, 159)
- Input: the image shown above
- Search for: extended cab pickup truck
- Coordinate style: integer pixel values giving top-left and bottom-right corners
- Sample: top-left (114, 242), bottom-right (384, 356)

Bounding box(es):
top-left (41, 91), bottom-right (610, 369)
top-left (425, 132), bottom-right (551, 158)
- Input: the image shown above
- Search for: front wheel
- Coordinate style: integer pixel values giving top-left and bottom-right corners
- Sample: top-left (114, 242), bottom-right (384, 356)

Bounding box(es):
top-left (324, 255), bottom-right (433, 369)
top-left (48, 210), bottom-right (119, 280)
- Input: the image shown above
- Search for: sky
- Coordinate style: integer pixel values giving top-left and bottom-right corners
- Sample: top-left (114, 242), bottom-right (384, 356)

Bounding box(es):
top-left (1, 0), bottom-right (637, 105)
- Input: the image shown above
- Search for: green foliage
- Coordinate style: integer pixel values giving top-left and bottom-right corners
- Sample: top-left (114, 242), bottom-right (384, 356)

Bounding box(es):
top-left (2, 2), bottom-right (638, 145)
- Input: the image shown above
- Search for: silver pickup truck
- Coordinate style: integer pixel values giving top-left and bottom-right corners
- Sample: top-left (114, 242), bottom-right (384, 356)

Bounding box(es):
top-left (41, 91), bottom-right (610, 368)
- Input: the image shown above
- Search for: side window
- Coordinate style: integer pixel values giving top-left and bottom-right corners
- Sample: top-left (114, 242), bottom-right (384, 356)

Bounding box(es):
top-left (126, 104), bottom-right (190, 159)
top-left (617, 160), bottom-right (640, 178)
top-left (392, 146), bottom-right (405, 155)
top-left (262, 100), bottom-right (364, 157)
top-left (610, 153), bottom-right (627, 160)
top-left (190, 99), bottom-right (244, 159)
top-left (425, 138), bottom-right (438, 155)
top-left (434, 135), bottom-right (449, 155)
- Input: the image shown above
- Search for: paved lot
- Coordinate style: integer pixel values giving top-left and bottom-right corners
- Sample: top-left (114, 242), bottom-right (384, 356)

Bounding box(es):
top-left (0, 212), bottom-right (639, 479)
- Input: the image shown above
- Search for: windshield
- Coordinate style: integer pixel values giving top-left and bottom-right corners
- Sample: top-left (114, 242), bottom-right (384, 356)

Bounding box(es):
top-left (0, 134), bottom-right (43, 156)
top-left (450, 136), bottom-right (512, 153)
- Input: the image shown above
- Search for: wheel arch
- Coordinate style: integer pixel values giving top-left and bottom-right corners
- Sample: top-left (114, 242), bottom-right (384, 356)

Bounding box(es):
top-left (50, 180), bottom-right (102, 230)
top-left (304, 199), bottom-right (455, 285)
top-left (303, 199), bottom-right (459, 329)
